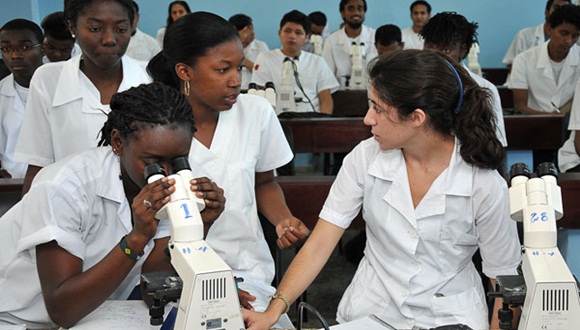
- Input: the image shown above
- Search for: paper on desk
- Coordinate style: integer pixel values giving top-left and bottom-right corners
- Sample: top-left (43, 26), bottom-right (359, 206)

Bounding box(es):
top-left (323, 315), bottom-right (392, 329)
top-left (62, 300), bottom-right (172, 330)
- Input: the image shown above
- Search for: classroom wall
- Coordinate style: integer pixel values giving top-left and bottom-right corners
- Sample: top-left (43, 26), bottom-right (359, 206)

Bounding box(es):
top-left (3, 0), bottom-right (549, 68)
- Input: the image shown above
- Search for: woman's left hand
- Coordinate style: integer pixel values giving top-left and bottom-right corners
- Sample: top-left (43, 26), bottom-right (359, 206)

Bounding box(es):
top-left (190, 177), bottom-right (225, 225)
top-left (276, 217), bottom-right (310, 249)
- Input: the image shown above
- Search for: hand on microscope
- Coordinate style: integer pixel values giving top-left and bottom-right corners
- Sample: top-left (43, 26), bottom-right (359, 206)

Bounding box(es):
top-left (190, 176), bottom-right (226, 234)
top-left (132, 176), bottom-right (176, 241)
top-left (276, 216), bottom-right (310, 249)
top-left (238, 288), bottom-right (257, 310)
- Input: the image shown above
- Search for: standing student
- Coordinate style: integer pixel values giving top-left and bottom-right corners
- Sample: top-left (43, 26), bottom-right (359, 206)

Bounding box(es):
top-left (242, 49), bottom-right (521, 330)
top-left (148, 11), bottom-right (310, 327)
top-left (251, 10), bottom-right (338, 114)
top-left (155, 1), bottom-right (191, 48)
top-left (0, 19), bottom-right (44, 179)
top-left (401, 0), bottom-right (431, 50)
top-left (322, 0), bottom-right (377, 87)
top-left (14, 0), bottom-right (151, 195)
top-left (421, 12), bottom-right (508, 147)
top-left (509, 4), bottom-right (580, 115)
top-left (0, 82), bottom-right (226, 328)
top-left (228, 13), bottom-right (269, 90)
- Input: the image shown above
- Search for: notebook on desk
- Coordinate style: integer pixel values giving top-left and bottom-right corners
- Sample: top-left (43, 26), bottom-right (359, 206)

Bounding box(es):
top-left (61, 300), bottom-right (173, 330)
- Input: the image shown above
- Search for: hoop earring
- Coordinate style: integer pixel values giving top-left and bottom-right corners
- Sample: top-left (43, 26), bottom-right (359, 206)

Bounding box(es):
top-left (183, 81), bottom-right (190, 96)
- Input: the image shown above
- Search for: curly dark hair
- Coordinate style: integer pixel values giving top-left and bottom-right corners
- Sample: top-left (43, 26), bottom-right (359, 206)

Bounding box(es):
top-left (98, 82), bottom-right (195, 146)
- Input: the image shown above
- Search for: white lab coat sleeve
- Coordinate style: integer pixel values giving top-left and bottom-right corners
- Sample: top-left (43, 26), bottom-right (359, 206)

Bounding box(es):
top-left (322, 38), bottom-right (337, 76)
top-left (14, 68), bottom-right (55, 167)
top-left (508, 53), bottom-right (529, 90)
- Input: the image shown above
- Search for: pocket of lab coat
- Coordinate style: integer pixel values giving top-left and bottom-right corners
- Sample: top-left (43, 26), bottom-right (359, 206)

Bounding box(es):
top-left (438, 225), bottom-right (479, 276)
top-left (431, 286), bottom-right (488, 329)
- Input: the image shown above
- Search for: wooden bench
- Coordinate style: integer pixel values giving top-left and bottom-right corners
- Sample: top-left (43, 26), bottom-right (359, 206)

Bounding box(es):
top-left (482, 68), bottom-right (509, 87)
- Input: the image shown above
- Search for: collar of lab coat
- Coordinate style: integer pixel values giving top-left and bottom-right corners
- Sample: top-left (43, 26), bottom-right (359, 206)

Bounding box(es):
top-left (51, 55), bottom-right (144, 107)
top-left (537, 41), bottom-right (579, 84)
top-left (336, 24), bottom-right (373, 46)
top-left (0, 74), bottom-right (15, 97)
top-left (367, 137), bottom-right (472, 198)
top-left (94, 148), bottom-right (126, 205)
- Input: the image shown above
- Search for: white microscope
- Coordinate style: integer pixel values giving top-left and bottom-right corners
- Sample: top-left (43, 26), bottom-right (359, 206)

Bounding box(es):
top-left (310, 34), bottom-right (323, 56)
top-left (276, 57), bottom-right (297, 114)
top-left (142, 158), bottom-right (244, 330)
top-left (348, 41), bottom-right (366, 90)
top-left (493, 162), bottom-right (580, 329)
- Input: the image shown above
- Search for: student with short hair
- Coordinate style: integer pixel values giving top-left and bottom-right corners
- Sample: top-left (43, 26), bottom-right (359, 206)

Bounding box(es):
top-left (40, 11), bottom-right (79, 63)
top-left (503, 0), bottom-right (572, 71)
top-left (421, 12), bottom-right (508, 147)
top-left (322, 0), bottom-right (377, 87)
top-left (251, 10), bottom-right (339, 114)
top-left (375, 24), bottom-right (404, 55)
top-left (0, 19), bottom-right (44, 179)
top-left (14, 0), bottom-right (152, 195)
top-left (509, 4), bottom-right (580, 115)
top-left (228, 13), bottom-right (269, 90)
top-left (0, 82), bottom-right (226, 328)
top-left (303, 11), bottom-right (329, 54)
top-left (402, 0), bottom-right (431, 50)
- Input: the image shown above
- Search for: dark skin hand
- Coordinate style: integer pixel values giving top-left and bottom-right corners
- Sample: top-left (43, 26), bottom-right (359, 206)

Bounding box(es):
top-left (36, 176), bottom-right (226, 328)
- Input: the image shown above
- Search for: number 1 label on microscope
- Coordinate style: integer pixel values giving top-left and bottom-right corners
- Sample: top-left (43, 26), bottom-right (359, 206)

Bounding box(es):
top-left (180, 203), bottom-right (193, 219)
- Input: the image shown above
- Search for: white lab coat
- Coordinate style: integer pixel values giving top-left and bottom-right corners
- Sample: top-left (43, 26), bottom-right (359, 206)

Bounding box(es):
top-left (14, 55), bottom-right (151, 167)
top-left (322, 25), bottom-right (377, 87)
top-left (401, 26), bottom-right (424, 50)
top-left (509, 42), bottom-right (580, 113)
top-left (125, 28), bottom-right (161, 62)
top-left (251, 49), bottom-right (339, 113)
top-left (0, 74), bottom-right (28, 178)
top-left (558, 80), bottom-right (580, 172)
top-left (187, 94), bottom-right (293, 287)
top-left (0, 147), bottom-right (170, 328)
top-left (321, 137), bottom-right (521, 329)
top-left (503, 23), bottom-right (545, 65)
top-left (242, 39), bottom-right (269, 90)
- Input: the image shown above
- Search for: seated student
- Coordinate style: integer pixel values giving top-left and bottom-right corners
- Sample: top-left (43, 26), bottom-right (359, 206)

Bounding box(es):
top-left (401, 0), bottom-right (431, 50)
top-left (421, 12), bottom-right (508, 147)
top-left (40, 11), bottom-right (79, 63)
top-left (322, 0), bottom-right (377, 87)
top-left (509, 4), bottom-right (580, 115)
top-left (302, 11), bottom-right (328, 54)
top-left (242, 50), bottom-right (521, 330)
top-left (252, 10), bottom-right (339, 114)
top-left (14, 0), bottom-right (152, 195)
top-left (125, 1), bottom-right (161, 62)
top-left (0, 82), bottom-right (225, 329)
top-left (228, 14), bottom-right (269, 90)
top-left (375, 24), bottom-right (404, 55)
top-left (503, 0), bottom-right (571, 73)
top-left (0, 19), bottom-right (44, 179)
top-left (156, 1), bottom-right (190, 48)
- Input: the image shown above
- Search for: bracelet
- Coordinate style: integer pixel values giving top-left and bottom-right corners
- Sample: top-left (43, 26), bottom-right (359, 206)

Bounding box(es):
top-left (270, 291), bottom-right (290, 314)
top-left (119, 235), bottom-right (144, 261)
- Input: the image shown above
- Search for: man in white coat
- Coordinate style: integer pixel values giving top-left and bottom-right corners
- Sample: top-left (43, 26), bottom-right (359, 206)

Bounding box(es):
top-left (322, 0), bottom-right (377, 88)
top-left (401, 0), bottom-right (431, 50)
top-left (0, 19), bottom-right (44, 178)
top-left (509, 4), bottom-right (580, 115)
top-left (229, 14), bottom-right (269, 90)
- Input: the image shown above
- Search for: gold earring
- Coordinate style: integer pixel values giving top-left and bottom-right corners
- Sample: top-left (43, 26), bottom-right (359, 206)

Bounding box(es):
top-left (183, 80), bottom-right (190, 96)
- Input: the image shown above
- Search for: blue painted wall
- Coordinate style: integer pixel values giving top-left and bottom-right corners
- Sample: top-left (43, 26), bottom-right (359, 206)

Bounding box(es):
top-left (3, 0), bottom-right (549, 68)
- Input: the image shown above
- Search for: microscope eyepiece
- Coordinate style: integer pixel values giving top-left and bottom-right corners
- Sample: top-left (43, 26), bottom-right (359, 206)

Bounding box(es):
top-left (536, 162), bottom-right (558, 178)
top-left (172, 156), bottom-right (191, 173)
top-left (509, 162), bottom-right (531, 180)
top-left (144, 163), bottom-right (166, 181)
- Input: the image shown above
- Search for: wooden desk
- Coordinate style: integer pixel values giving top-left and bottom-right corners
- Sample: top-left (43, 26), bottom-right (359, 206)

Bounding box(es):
top-left (332, 89), bottom-right (368, 117)
top-left (482, 68), bottom-right (509, 86)
top-left (279, 117), bottom-right (371, 154)
top-left (497, 86), bottom-right (513, 109)
top-left (503, 114), bottom-right (566, 151)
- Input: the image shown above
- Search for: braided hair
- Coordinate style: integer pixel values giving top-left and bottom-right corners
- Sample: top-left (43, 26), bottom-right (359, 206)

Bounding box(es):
top-left (98, 82), bottom-right (195, 146)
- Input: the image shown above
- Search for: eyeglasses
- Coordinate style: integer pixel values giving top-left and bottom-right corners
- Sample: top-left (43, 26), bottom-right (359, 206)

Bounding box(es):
top-left (0, 43), bottom-right (42, 54)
